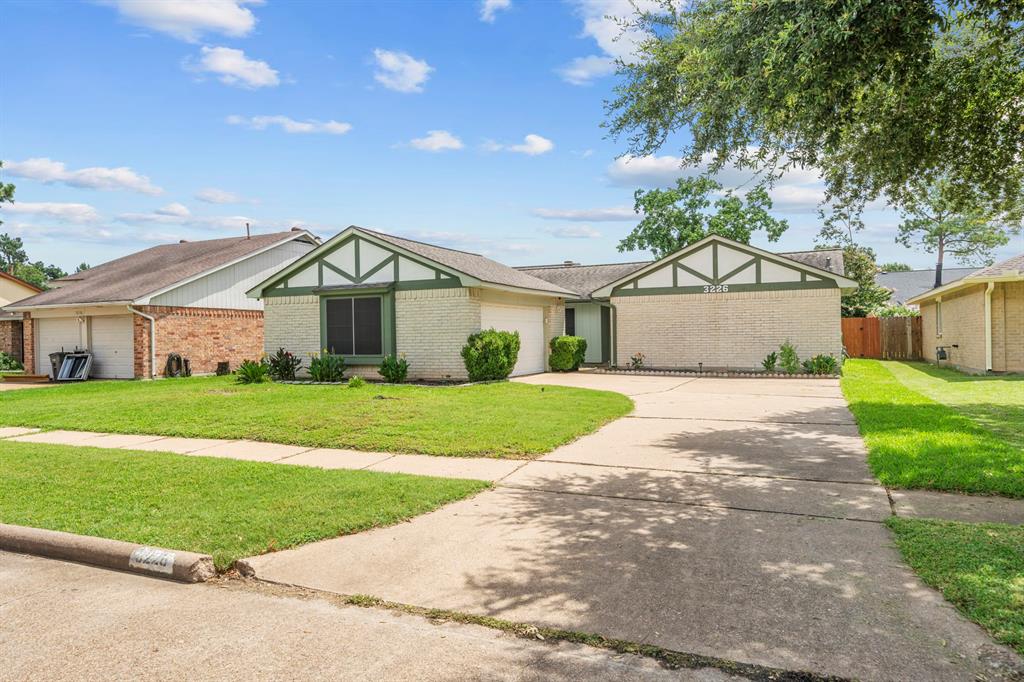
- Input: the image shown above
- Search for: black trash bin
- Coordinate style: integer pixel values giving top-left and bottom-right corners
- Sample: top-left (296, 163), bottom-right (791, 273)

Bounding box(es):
top-left (48, 351), bottom-right (68, 381)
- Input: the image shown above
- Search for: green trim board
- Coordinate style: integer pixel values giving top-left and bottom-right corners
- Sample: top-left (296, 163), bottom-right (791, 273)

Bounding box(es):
top-left (611, 280), bottom-right (836, 297)
top-left (318, 289), bottom-right (396, 365)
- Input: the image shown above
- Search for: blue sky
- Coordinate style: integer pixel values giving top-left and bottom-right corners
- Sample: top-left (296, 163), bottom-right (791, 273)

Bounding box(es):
top-left (3, 0), bottom-right (1021, 272)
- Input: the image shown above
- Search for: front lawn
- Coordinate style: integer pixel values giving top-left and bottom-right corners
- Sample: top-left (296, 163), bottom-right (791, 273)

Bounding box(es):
top-left (888, 517), bottom-right (1024, 656)
top-left (841, 360), bottom-right (1024, 497)
top-left (0, 442), bottom-right (489, 569)
top-left (0, 376), bottom-right (633, 458)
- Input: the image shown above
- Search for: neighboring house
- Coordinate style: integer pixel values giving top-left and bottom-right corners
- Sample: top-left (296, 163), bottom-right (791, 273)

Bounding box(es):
top-left (876, 267), bottom-right (977, 306)
top-left (0, 270), bottom-right (44, 364)
top-left (908, 253), bottom-right (1024, 373)
top-left (247, 226), bottom-right (573, 379)
top-left (8, 230), bottom-right (317, 379)
top-left (250, 228), bottom-right (856, 379)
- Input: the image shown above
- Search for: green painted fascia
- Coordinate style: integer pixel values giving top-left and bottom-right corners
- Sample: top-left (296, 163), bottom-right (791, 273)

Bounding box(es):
top-left (611, 280), bottom-right (837, 297)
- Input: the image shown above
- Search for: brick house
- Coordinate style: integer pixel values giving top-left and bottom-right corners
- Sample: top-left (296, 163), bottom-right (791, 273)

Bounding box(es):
top-left (249, 228), bottom-right (856, 380)
top-left (0, 270), bottom-right (43, 364)
top-left (8, 230), bottom-right (317, 379)
top-left (908, 253), bottom-right (1024, 374)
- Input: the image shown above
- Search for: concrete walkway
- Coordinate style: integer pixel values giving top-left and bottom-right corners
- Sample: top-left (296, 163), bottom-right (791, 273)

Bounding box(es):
top-left (242, 374), bottom-right (1024, 681)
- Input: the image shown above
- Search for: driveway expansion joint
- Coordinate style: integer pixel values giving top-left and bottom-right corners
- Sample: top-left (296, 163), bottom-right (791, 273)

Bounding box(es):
top-left (624, 415), bottom-right (857, 426)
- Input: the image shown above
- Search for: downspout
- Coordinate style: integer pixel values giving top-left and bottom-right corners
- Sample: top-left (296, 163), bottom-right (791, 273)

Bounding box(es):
top-left (128, 306), bottom-right (156, 379)
top-left (984, 282), bottom-right (995, 372)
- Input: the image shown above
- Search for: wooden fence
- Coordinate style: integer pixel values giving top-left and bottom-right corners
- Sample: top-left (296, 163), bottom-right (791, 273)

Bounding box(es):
top-left (841, 316), bottom-right (922, 360)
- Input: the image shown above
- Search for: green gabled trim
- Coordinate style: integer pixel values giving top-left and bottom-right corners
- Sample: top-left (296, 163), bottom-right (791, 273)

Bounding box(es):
top-left (321, 259), bottom-right (358, 283)
top-left (712, 242), bottom-right (719, 283)
top-left (672, 262), bottom-right (678, 288)
top-left (719, 257), bottom-right (757, 284)
top-left (358, 254), bottom-right (396, 283)
top-left (264, 286), bottom-right (319, 297)
top-left (611, 280), bottom-right (837, 297)
top-left (354, 237), bottom-right (361, 278)
top-left (318, 290), bottom-right (395, 367)
top-left (801, 272), bottom-right (807, 282)
top-left (755, 258), bottom-right (762, 284)
top-left (393, 279), bottom-right (462, 291)
top-left (674, 262), bottom-right (714, 285)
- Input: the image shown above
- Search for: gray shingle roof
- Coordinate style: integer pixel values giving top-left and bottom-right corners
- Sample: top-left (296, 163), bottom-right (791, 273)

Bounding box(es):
top-left (876, 268), bottom-right (978, 304)
top-left (359, 227), bottom-right (576, 296)
top-left (14, 231), bottom-right (313, 307)
top-left (970, 253), bottom-right (1024, 279)
top-left (519, 248), bottom-right (847, 299)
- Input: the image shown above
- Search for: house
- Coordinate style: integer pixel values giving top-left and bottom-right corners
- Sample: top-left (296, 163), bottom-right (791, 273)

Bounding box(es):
top-left (8, 230), bottom-right (318, 379)
top-left (876, 267), bottom-right (977, 307)
top-left (249, 227), bottom-right (857, 379)
top-left (907, 253), bottom-right (1024, 373)
top-left (0, 270), bottom-right (43, 364)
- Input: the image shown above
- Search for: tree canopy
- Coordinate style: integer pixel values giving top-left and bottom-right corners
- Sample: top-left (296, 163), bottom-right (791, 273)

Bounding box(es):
top-left (607, 1), bottom-right (1024, 222)
top-left (878, 262), bottom-right (912, 272)
top-left (834, 245), bottom-right (892, 317)
top-left (619, 176), bottom-right (788, 257)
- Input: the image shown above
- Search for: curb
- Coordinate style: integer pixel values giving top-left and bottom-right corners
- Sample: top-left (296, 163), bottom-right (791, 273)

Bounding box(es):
top-left (0, 523), bottom-right (216, 583)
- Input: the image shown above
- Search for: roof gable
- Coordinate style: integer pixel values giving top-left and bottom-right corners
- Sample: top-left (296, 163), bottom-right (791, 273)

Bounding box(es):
top-left (906, 252), bottom-right (1024, 304)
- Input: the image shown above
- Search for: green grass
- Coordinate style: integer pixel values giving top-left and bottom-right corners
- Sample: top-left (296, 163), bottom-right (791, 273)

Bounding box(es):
top-left (0, 442), bottom-right (489, 569)
top-left (888, 517), bottom-right (1024, 656)
top-left (0, 376), bottom-right (633, 458)
top-left (841, 360), bottom-right (1024, 497)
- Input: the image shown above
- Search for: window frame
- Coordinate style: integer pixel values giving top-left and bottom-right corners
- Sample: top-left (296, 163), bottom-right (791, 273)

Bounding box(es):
top-left (318, 290), bottom-right (395, 365)
top-left (564, 307), bottom-right (576, 336)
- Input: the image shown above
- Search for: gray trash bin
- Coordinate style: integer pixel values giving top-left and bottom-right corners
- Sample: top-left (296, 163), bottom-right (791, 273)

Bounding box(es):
top-left (48, 351), bottom-right (68, 381)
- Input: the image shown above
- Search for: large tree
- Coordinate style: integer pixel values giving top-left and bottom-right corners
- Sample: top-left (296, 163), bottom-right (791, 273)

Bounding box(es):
top-left (606, 1), bottom-right (1024, 224)
top-left (619, 175), bottom-right (788, 257)
top-left (895, 180), bottom-right (1021, 287)
top-left (0, 234), bottom-right (27, 275)
top-left (834, 245), bottom-right (892, 317)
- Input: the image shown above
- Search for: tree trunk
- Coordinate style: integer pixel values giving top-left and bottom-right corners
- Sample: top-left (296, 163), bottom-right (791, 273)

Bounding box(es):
top-left (934, 238), bottom-right (944, 288)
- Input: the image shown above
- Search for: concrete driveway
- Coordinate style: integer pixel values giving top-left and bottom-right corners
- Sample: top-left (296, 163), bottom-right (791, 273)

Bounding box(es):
top-left (244, 374), bottom-right (1022, 680)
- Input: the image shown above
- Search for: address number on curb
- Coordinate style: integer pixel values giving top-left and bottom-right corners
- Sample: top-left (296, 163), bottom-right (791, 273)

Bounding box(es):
top-left (703, 285), bottom-right (729, 293)
top-left (129, 547), bottom-right (176, 574)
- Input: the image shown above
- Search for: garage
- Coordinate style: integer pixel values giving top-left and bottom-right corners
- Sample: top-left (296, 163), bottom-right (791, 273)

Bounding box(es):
top-left (35, 317), bottom-right (84, 376)
top-left (480, 302), bottom-right (545, 376)
top-left (88, 315), bottom-right (134, 379)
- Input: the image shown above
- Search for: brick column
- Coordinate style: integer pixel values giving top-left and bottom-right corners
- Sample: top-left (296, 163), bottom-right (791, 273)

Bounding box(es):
top-left (543, 299), bottom-right (566, 370)
top-left (22, 313), bottom-right (35, 374)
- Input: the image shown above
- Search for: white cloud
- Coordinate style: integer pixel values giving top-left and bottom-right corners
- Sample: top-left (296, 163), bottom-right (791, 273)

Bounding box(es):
top-left (2, 202), bottom-right (100, 223)
top-left (116, 205), bottom-right (256, 231)
top-left (606, 154), bottom-right (685, 186)
top-left (533, 206), bottom-right (636, 222)
top-left (101, 0), bottom-right (260, 42)
top-left (480, 0), bottom-right (511, 22)
top-left (226, 115), bottom-right (352, 135)
top-left (155, 202), bottom-right (191, 218)
top-left (557, 55), bottom-right (616, 86)
top-left (196, 187), bottom-right (247, 204)
top-left (409, 130), bottom-right (464, 152)
top-left (484, 134), bottom-right (554, 156)
top-left (4, 220), bottom-right (117, 243)
top-left (190, 46), bottom-right (279, 88)
top-left (5, 157), bottom-right (163, 195)
top-left (373, 49), bottom-right (433, 93)
top-left (541, 225), bottom-right (602, 239)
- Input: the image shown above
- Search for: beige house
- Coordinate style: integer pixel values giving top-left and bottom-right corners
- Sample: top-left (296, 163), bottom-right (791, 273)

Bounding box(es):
top-left (0, 270), bottom-right (43, 364)
top-left (908, 253), bottom-right (1024, 374)
top-left (251, 229), bottom-right (856, 379)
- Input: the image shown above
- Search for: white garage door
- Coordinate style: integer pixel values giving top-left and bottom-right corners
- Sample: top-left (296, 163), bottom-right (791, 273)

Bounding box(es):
top-left (36, 317), bottom-right (84, 376)
top-left (89, 315), bottom-right (135, 379)
top-left (480, 303), bottom-right (545, 376)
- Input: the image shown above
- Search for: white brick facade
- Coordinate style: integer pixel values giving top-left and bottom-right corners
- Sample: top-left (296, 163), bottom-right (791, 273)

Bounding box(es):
top-left (395, 288), bottom-right (481, 380)
top-left (613, 288), bottom-right (842, 370)
top-left (920, 281), bottom-right (1024, 373)
top-left (264, 295), bottom-right (321, 360)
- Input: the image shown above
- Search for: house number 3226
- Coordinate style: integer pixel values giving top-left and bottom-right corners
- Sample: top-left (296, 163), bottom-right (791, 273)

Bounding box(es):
top-left (703, 284), bottom-right (729, 293)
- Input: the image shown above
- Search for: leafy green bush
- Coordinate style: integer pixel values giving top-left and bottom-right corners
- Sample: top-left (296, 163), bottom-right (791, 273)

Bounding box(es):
top-left (875, 304), bottom-right (921, 318)
top-left (802, 354), bottom-right (840, 375)
top-left (378, 354), bottom-right (409, 383)
top-left (0, 351), bottom-right (24, 371)
top-left (267, 347), bottom-right (302, 381)
top-left (348, 375), bottom-right (366, 388)
top-left (629, 351), bottom-right (645, 369)
top-left (549, 336), bottom-right (588, 372)
top-left (309, 351), bottom-right (345, 382)
top-left (779, 340), bottom-right (800, 374)
top-left (461, 329), bottom-right (520, 382)
top-left (761, 351), bottom-right (778, 372)
top-left (235, 358), bottom-right (270, 384)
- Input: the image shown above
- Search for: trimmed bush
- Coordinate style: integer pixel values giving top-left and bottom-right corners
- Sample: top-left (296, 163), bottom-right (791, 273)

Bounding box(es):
top-left (0, 351), bottom-right (24, 371)
top-left (235, 358), bottom-right (270, 384)
top-left (802, 354), bottom-right (840, 375)
top-left (309, 351), bottom-right (346, 382)
top-left (779, 340), bottom-right (801, 374)
top-left (378, 354), bottom-right (409, 383)
top-left (549, 336), bottom-right (588, 372)
top-left (461, 329), bottom-right (520, 382)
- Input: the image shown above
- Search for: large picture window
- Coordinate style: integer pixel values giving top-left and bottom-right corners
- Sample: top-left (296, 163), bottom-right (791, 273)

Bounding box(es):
top-left (325, 296), bottom-right (382, 356)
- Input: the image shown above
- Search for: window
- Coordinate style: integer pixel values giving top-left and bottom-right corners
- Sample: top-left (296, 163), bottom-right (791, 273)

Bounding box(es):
top-left (936, 300), bottom-right (943, 336)
top-left (565, 308), bottom-right (575, 336)
top-left (325, 296), bottom-right (382, 356)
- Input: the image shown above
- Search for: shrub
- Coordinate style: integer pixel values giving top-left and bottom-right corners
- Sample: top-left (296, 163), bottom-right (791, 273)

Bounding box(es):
top-left (309, 351), bottom-right (346, 382)
top-left (874, 304), bottom-right (920, 318)
top-left (378, 354), bottom-right (409, 383)
top-left (0, 351), bottom-right (24, 371)
top-left (629, 351), bottom-right (645, 369)
top-left (348, 375), bottom-right (366, 388)
top-left (779, 340), bottom-right (801, 374)
top-left (461, 329), bottom-right (520, 382)
top-left (761, 351), bottom-right (778, 372)
top-left (802, 354), bottom-right (840, 375)
top-left (549, 336), bottom-right (587, 372)
top-left (267, 347), bottom-right (302, 381)
top-left (235, 358), bottom-right (269, 384)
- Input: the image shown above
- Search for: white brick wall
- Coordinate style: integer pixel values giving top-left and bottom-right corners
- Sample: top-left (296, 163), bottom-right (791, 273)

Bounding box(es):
top-left (396, 287), bottom-right (481, 380)
top-left (613, 288), bottom-right (842, 369)
top-left (264, 295), bottom-right (320, 363)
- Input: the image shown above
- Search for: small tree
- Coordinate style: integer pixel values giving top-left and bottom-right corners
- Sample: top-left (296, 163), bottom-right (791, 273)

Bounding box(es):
top-left (836, 245), bottom-right (891, 317)
top-left (619, 176), bottom-right (788, 258)
top-left (895, 180), bottom-right (1021, 288)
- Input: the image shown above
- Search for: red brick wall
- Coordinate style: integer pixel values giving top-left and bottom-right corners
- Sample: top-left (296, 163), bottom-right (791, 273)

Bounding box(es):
top-left (22, 313), bottom-right (34, 374)
top-left (132, 306), bottom-right (263, 378)
top-left (0, 320), bottom-right (24, 363)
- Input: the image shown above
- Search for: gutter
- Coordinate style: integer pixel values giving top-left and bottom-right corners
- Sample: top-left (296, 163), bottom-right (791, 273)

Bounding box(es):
top-left (984, 282), bottom-right (995, 372)
top-left (128, 306), bottom-right (156, 379)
